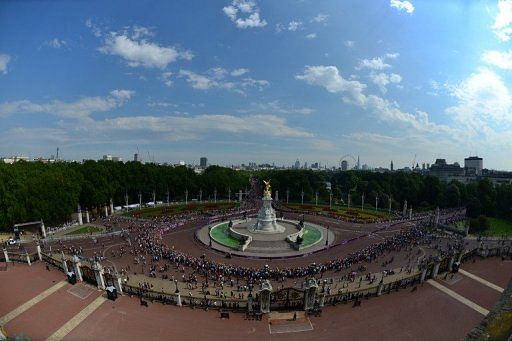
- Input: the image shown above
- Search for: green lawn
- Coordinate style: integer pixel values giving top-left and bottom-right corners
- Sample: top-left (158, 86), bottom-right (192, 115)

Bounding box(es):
top-left (284, 203), bottom-right (389, 221)
top-left (65, 225), bottom-right (103, 235)
top-left (210, 223), bottom-right (242, 249)
top-left (485, 217), bottom-right (512, 236)
top-left (301, 225), bottom-right (322, 247)
top-left (125, 202), bottom-right (238, 218)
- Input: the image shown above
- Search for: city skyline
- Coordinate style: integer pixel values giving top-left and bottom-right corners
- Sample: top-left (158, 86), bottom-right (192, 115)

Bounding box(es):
top-left (1, 1), bottom-right (512, 169)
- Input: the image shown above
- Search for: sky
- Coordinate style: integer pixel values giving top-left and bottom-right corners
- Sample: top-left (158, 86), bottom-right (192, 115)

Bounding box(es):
top-left (1, 0), bottom-right (512, 170)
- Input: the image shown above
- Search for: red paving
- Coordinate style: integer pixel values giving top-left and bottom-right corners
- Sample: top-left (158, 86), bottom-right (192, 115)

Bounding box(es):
top-left (1, 254), bottom-right (511, 340)
top-left (4, 280), bottom-right (102, 340)
top-left (0, 262), bottom-right (63, 316)
top-left (460, 257), bottom-right (512, 288)
top-left (436, 274), bottom-right (501, 311)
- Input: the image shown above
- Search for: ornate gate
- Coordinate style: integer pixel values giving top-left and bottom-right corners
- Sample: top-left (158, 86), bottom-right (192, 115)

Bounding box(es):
top-left (80, 265), bottom-right (97, 286)
top-left (270, 288), bottom-right (305, 311)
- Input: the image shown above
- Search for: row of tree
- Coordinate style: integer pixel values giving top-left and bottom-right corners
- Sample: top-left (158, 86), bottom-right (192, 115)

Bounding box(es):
top-left (256, 169), bottom-right (512, 220)
top-left (1, 162), bottom-right (511, 231)
top-left (0, 161), bottom-right (249, 230)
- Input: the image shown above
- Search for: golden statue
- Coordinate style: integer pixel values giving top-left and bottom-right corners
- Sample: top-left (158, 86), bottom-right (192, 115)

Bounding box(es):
top-left (263, 180), bottom-right (271, 196)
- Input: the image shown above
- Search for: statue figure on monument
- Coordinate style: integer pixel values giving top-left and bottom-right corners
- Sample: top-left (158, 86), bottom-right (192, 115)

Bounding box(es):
top-left (263, 180), bottom-right (271, 197)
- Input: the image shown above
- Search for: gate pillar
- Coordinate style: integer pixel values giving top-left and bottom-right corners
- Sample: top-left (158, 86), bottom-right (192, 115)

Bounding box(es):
top-left (3, 248), bottom-right (9, 262)
top-left (303, 278), bottom-right (318, 310)
top-left (92, 260), bottom-right (106, 290)
top-left (259, 280), bottom-right (272, 313)
top-left (72, 255), bottom-right (83, 281)
top-left (61, 252), bottom-right (69, 273)
top-left (432, 257), bottom-right (442, 278)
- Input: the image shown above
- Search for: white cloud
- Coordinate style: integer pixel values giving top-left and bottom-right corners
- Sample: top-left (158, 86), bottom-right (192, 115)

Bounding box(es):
top-left (306, 33), bottom-right (317, 40)
top-left (296, 65), bottom-right (367, 105)
top-left (44, 38), bottom-right (66, 49)
top-left (482, 49), bottom-right (512, 69)
top-left (0, 54), bottom-right (11, 74)
top-left (0, 90), bottom-right (134, 120)
top-left (179, 69), bottom-right (268, 93)
top-left (244, 101), bottom-right (315, 115)
top-left (356, 57), bottom-right (391, 70)
top-left (369, 72), bottom-right (402, 93)
top-left (446, 68), bottom-right (512, 125)
top-left (223, 0), bottom-right (267, 29)
top-left (344, 40), bottom-right (355, 48)
top-left (311, 14), bottom-right (328, 23)
top-left (288, 21), bottom-right (303, 31)
top-left (389, 0), bottom-right (415, 14)
top-left (492, 0), bottom-right (512, 42)
top-left (297, 65), bottom-right (449, 134)
top-left (231, 68), bottom-right (249, 76)
top-left (98, 26), bottom-right (193, 69)
top-left (160, 72), bottom-right (173, 87)
top-left (96, 114), bottom-right (312, 139)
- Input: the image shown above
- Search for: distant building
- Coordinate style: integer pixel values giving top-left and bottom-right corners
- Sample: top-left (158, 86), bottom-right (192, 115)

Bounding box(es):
top-left (103, 155), bottom-right (112, 161)
top-left (294, 159), bottom-right (300, 169)
top-left (112, 156), bottom-right (123, 162)
top-left (134, 153), bottom-right (140, 162)
top-left (390, 160), bottom-right (394, 171)
top-left (200, 157), bottom-right (208, 168)
top-left (464, 156), bottom-right (483, 176)
top-left (429, 159), bottom-right (464, 181)
top-left (0, 155), bottom-right (29, 164)
top-left (341, 160), bottom-right (348, 171)
top-left (179, 160), bottom-right (186, 166)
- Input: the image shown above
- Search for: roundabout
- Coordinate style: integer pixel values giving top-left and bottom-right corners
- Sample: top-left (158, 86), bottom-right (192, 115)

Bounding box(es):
top-left (196, 181), bottom-right (334, 258)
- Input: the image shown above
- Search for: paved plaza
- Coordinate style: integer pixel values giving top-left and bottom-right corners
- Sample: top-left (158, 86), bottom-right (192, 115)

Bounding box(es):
top-left (1, 256), bottom-right (511, 340)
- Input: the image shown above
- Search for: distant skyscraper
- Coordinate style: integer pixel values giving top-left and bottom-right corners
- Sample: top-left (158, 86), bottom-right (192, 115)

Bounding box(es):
top-left (134, 153), bottom-right (139, 162)
top-left (390, 160), bottom-right (394, 171)
top-left (357, 155), bottom-right (360, 170)
top-left (200, 157), bottom-right (208, 168)
top-left (464, 156), bottom-right (483, 175)
top-left (294, 159), bottom-right (300, 169)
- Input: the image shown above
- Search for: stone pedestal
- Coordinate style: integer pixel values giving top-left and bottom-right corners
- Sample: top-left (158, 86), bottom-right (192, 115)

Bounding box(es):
top-left (85, 210), bottom-right (90, 224)
top-left (40, 220), bottom-right (47, 238)
top-left (420, 268), bottom-right (427, 283)
top-left (26, 253), bottom-right (31, 266)
top-left (432, 258), bottom-right (441, 278)
top-left (110, 199), bottom-right (114, 215)
top-left (3, 248), bottom-right (9, 262)
top-left (259, 280), bottom-right (273, 313)
top-left (247, 292), bottom-right (253, 312)
top-left (377, 280), bottom-right (384, 296)
top-left (104, 206), bottom-right (109, 217)
top-left (250, 193), bottom-right (285, 234)
top-left (36, 244), bottom-right (42, 261)
top-left (78, 206), bottom-right (83, 226)
top-left (176, 292), bottom-right (182, 307)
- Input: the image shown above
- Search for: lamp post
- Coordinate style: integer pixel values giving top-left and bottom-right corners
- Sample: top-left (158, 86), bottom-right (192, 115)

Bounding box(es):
top-left (389, 195), bottom-right (392, 214)
top-left (228, 188), bottom-right (231, 203)
top-left (361, 193), bottom-right (365, 211)
top-left (315, 191), bottom-right (318, 206)
top-left (301, 189), bottom-right (304, 205)
top-left (286, 189), bottom-right (290, 204)
top-left (329, 192), bottom-right (333, 209)
top-left (199, 189), bottom-right (202, 203)
top-left (185, 189), bottom-right (188, 205)
top-left (138, 192), bottom-right (142, 210)
top-left (375, 195), bottom-right (379, 212)
top-left (214, 188), bottom-right (217, 203)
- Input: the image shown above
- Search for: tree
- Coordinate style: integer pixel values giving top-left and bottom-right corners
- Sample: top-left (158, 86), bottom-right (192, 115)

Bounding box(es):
top-left (469, 215), bottom-right (490, 234)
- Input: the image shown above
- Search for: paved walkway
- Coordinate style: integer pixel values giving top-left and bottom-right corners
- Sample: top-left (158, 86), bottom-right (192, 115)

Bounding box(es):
top-left (427, 279), bottom-right (490, 316)
top-left (0, 280), bottom-right (67, 325)
top-left (46, 295), bottom-right (107, 340)
top-left (459, 269), bottom-right (505, 293)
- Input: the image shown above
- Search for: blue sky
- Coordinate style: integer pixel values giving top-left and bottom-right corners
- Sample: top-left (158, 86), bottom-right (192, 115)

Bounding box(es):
top-left (1, 0), bottom-right (512, 169)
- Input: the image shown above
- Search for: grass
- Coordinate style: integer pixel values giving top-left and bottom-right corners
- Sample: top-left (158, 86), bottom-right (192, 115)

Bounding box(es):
top-left (485, 217), bottom-right (512, 236)
top-left (210, 223), bottom-right (242, 249)
top-left (284, 202), bottom-right (389, 221)
top-left (301, 225), bottom-right (322, 247)
top-left (65, 225), bottom-right (103, 235)
top-left (125, 202), bottom-right (238, 218)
